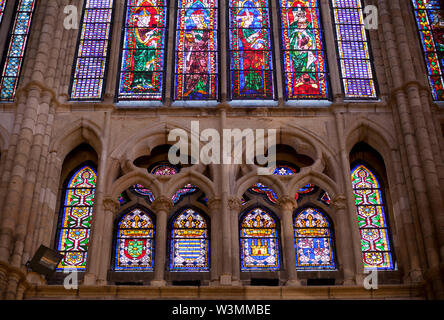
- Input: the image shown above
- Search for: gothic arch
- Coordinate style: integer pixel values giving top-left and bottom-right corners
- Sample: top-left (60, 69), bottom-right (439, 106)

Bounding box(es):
top-left (235, 172), bottom-right (285, 200)
top-left (166, 170), bottom-right (216, 202)
top-left (109, 170), bottom-right (162, 204)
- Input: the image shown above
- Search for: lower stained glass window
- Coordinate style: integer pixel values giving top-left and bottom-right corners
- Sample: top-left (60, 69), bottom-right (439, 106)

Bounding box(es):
top-left (240, 207), bottom-right (280, 271)
top-left (294, 207), bottom-right (335, 269)
top-left (170, 208), bottom-right (209, 271)
top-left (351, 164), bottom-right (394, 270)
top-left (56, 164), bottom-right (97, 270)
top-left (114, 207), bottom-right (155, 270)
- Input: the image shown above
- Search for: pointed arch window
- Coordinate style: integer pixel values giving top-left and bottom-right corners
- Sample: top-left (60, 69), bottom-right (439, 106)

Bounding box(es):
top-left (169, 208), bottom-right (210, 271)
top-left (278, 0), bottom-right (330, 100)
top-left (329, 0), bottom-right (378, 99)
top-left (69, 0), bottom-right (115, 100)
top-left (240, 207), bottom-right (281, 271)
top-left (55, 164), bottom-right (97, 270)
top-left (116, 0), bottom-right (169, 101)
top-left (412, 0), bottom-right (444, 100)
top-left (174, 0), bottom-right (219, 100)
top-left (294, 207), bottom-right (336, 269)
top-left (351, 163), bottom-right (395, 270)
top-left (0, 0), bottom-right (38, 101)
top-left (113, 207), bottom-right (155, 270)
top-left (229, 0), bottom-right (275, 99)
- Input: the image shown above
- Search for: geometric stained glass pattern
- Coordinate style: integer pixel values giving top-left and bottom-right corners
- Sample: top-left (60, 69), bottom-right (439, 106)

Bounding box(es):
top-left (351, 164), bottom-right (394, 270)
top-left (279, 0), bottom-right (330, 99)
top-left (114, 207), bottom-right (155, 270)
top-left (294, 207), bottom-right (335, 269)
top-left (240, 207), bottom-right (281, 271)
top-left (70, 0), bottom-right (114, 100)
top-left (229, 0), bottom-right (275, 99)
top-left (412, 0), bottom-right (444, 100)
top-left (330, 0), bottom-right (378, 99)
top-left (0, 0), bottom-right (37, 101)
top-left (117, 0), bottom-right (168, 100)
top-left (174, 0), bottom-right (218, 100)
top-left (170, 208), bottom-right (209, 271)
top-left (56, 164), bottom-right (97, 270)
top-left (0, 0), bottom-right (7, 26)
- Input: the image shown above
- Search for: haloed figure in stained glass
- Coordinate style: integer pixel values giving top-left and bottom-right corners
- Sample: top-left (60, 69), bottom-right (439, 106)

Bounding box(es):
top-left (131, 3), bottom-right (161, 90)
top-left (183, 8), bottom-right (211, 98)
top-left (288, 3), bottom-right (318, 95)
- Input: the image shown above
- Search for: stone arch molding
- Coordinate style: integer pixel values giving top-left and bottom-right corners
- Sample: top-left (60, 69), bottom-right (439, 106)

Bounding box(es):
top-left (0, 124), bottom-right (9, 151)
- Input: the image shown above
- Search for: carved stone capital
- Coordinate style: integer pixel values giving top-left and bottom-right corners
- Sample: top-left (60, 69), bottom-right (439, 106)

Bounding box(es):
top-left (332, 194), bottom-right (347, 210)
top-left (152, 196), bottom-right (174, 212)
top-left (207, 198), bottom-right (222, 210)
top-left (103, 197), bottom-right (119, 213)
top-left (228, 197), bottom-right (243, 211)
top-left (278, 196), bottom-right (297, 211)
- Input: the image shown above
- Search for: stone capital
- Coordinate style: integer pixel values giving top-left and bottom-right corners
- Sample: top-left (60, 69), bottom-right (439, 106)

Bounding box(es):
top-left (228, 197), bottom-right (243, 211)
top-left (332, 194), bottom-right (347, 210)
top-left (207, 198), bottom-right (222, 210)
top-left (278, 196), bottom-right (297, 211)
top-left (103, 197), bottom-right (119, 213)
top-left (152, 196), bottom-right (174, 212)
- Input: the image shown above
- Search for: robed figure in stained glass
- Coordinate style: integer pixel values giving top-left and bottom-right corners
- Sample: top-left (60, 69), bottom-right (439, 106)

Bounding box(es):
top-left (288, 3), bottom-right (319, 95)
top-left (183, 8), bottom-right (211, 98)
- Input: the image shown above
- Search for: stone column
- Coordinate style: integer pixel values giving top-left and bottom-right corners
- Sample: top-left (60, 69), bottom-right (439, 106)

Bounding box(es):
top-left (151, 196), bottom-right (173, 286)
top-left (207, 198), bottom-right (223, 285)
top-left (97, 198), bottom-right (120, 285)
top-left (228, 197), bottom-right (242, 285)
top-left (278, 196), bottom-right (300, 286)
top-left (332, 194), bottom-right (355, 285)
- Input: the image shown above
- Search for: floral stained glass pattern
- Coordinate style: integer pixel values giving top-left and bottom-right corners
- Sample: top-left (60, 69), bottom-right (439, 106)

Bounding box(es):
top-left (114, 208), bottom-right (155, 270)
top-left (330, 0), bottom-right (377, 98)
top-left (70, 0), bottom-right (114, 100)
top-left (0, 0), bottom-right (37, 101)
top-left (56, 165), bottom-right (97, 270)
top-left (170, 208), bottom-right (209, 270)
top-left (272, 162), bottom-right (299, 176)
top-left (412, 0), bottom-right (444, 100)
top-left (149, 162), bottom-right (180, 175)
top-left (174, 0), bottom-right (218, 100)
top-left (279, 0), bottom-right (329, 99)
top-left (240, 207), bottom-right (280, 270)
top-left (294, 207), bottom-right (335, 269)
top-left (117, 0), bottom-right (168, 100)
top-left (351, 164), bottom-right (394, 270)
top-left (229, 0), bottom-right (274, 99)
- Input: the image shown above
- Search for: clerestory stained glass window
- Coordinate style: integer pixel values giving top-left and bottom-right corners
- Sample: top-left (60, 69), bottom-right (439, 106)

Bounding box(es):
top-left (117, 0), bottom-right (168, 100)
top-left (0, 0), bottom-right (37, 101)
top-left (56, 164), bottom-right (97, 270)
top-left (294, 207), bottom-right (335, 269)
top-left (240, 207), bottom-right (281, 271)
top-left (412, 0), bottom-right (444, 100)
top-left (70, 0), bottom-right (114, 100)
top-left (279, 0), bottom-right (330, 99)
top-left (113, 207), bottom-right (155, 270)
top-left (351, 164), bottom-right (394, 270)
top-left (169, 208), bottom-right (209, 271)
top-left (0, 0), bottom-right (7, 26)
top-left (229, 0), bottom-right (274, 99)
top-left (174, 0), bottom-right (218, 100)
top-left (330, 0), bottom-right (377, 99)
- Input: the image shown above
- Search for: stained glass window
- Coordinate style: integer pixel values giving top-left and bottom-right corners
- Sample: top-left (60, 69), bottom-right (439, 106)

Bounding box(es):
top-left (56, 164), bottom-right (96, 270)
top-left (149, 161), bottom-right (180, 175)
top-left (170, 208), bottom-right (209, 270)
top-left (0, 0), bottom-right (7, 26)
top-left (412, 0), bottom-right (444, 100)
top-left (279, 0), bottom-right (329, 99)
top-left (240, 207), bottom-right (280, 270)
top-left (174, 0), bottom-right (218, 100)
top-left (272, 162), bottom-right (299, 176)
top-left (0, 0), bottom-right (37, 101)
top-left (114, 207), bottom-right (155, 270)
top-left (318, 190), bottom-right (331, 206)
top-left (129, 184), bottom-right (155, 203)
top-left (294, 207), bottom-right (335, 269)
top-left (351, 164), bottom-right (394, 270)
top-left (294, 183), bottom-right (316, 202)
top-left (330, 0), bottom-right (377, 99)
top-left (229, 0), bottom-right (274, 99)
top-left (70, 0), bottom-right (114, 100)
top-left (117, 0), bottom-right (168, 100)
top-left (248, 183), bottom-right (278, 204)
top-left (172, 184), bottom-right (199, 204)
